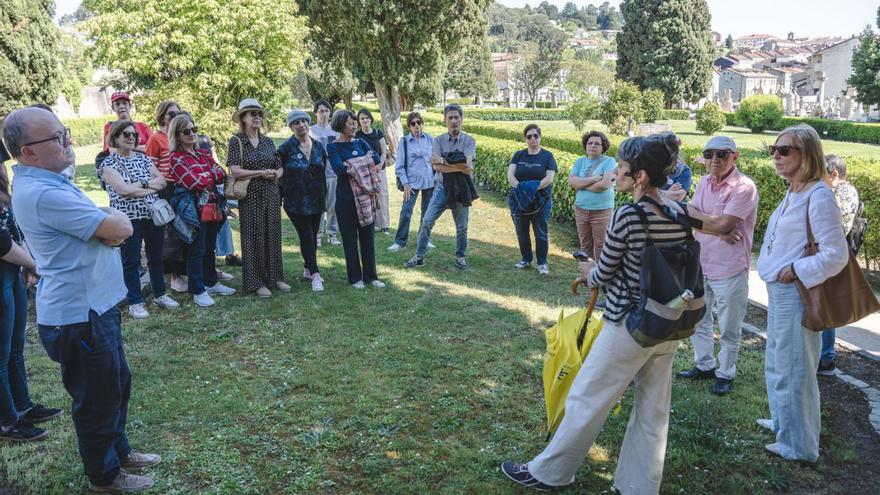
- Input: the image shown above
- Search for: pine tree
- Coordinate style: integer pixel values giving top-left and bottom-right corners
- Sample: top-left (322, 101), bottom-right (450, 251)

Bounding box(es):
top-left (725, 34), bottom-right (734, 49)
top-left (0, 0), bottom-right (62, 116)
top-left (616, 0), bottom-right (714, 106)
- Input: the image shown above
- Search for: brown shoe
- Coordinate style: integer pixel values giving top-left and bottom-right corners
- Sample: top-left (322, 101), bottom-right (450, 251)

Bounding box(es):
top-left (89, 472), bottom-right (154, 493)
top-left (121, 451), bottom-right (162, 469)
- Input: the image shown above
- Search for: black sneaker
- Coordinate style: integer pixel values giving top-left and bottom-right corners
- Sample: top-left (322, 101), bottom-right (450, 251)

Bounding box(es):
top-left (404, 256), bottom-right (425, 269)
top-left (817, 359), bottom-right (837, 376)
top-left (225, 255), bottom-right (242, 267)
top-left (711, 377), bottom-right (733, 396)
top-left (500, 461), bottom-right (557, 491)
top-left (454, 257), bottom-right (468, 270)
top-left (20, 404), bottom-right (62, 424)
top-left (0, 422), bottom-right (48, 442)
top-left (677, 366), bottom-right (716, 380)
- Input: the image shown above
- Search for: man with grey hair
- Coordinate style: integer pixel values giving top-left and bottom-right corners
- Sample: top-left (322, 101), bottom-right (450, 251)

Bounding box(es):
top-left (404, 104), bottom-right (477, 270)
top-left (6, 107), bottom-right (160, 493)
top-left (677, 136), bottom-right (758, 396)
top-left (818, 154), bottom-right (861, 375)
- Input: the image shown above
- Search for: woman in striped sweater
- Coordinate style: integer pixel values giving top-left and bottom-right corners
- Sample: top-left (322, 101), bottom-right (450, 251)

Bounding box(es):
top-left (502, 133), bottom-right (691, 494)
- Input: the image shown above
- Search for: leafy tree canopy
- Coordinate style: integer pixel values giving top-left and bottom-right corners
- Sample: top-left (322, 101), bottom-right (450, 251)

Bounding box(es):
top-left (848, 22), bottom-right (880, 108)
top-left (1, 0), bottom-right (62, 116)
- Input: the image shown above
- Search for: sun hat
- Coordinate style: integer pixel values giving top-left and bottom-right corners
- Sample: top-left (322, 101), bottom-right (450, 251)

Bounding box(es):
top-left (232, 98), bottom-right (264, 122)
top-left (286, 110), bottom-right (311, 128)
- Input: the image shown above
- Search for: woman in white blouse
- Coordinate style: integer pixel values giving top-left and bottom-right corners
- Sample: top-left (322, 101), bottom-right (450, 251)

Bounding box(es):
top-left (755, 124), bottom-right (848, 462)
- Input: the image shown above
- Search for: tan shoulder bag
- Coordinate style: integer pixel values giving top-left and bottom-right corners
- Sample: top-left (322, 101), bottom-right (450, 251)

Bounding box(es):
top-left (224, 135), bottom-right (250, 200)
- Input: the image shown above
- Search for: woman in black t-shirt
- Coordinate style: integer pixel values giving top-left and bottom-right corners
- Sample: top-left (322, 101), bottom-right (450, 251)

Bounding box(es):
top-left (507, 124), bottom-right (557, 274)
top-left (355, 109), bottom-right (390, 234)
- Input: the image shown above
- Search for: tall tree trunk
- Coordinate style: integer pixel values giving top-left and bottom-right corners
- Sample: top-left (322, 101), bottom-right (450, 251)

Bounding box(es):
top-left (376, 83), bottom-right (403, 157)
top-left (344, 91), bottom-right (353, 110)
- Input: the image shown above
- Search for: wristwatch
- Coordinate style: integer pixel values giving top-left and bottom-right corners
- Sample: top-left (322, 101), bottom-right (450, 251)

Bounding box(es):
top-left (141, 179), bottom-right (149, 189)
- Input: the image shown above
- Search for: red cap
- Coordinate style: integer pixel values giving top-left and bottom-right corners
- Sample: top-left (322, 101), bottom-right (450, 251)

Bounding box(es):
top-left (110, 91), bottom-right (131, 103)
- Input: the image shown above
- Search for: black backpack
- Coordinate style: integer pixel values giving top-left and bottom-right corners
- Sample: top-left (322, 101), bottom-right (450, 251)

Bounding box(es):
top-left (848, 201), bottom-right (867, 256)
top-left (625, 197), bottom-right (707, 347)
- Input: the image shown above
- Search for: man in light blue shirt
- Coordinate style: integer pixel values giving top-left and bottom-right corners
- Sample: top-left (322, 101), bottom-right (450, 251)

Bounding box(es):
top-left (388, 112), bottom-right (435, 252)
top-left (5, 107), bottom-right (160, 493)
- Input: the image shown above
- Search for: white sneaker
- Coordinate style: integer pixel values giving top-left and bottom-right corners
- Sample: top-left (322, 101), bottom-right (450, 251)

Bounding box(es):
top-left (756, 418), bottom-right (774, 431)
top-left (128, 303), bottom-right (150, 319)
top-left (170, 277), bottom-right (188, 293)
top-left (427, 241), bottom-right (436, 249)
top-left (275, 281), bottom-right (291, 292)
top-left (193, 292), bottom-right (215, 307)
top-left (329, 236), bottom-right (341, 246)
top-left (514, 260), bottom-right (531, 270)
top-left (352, 281), bottom-right (365, 289)
top-left (154, 294), bottom-right (180, 310)
top-left (207, 282), bottom-right (236, 296)
top-left (387, 243), bottom-right (404, 252)
top-left (216, 270), bottom-right (234, 281)
top-left (371, 280), bottom-right (385, 288)
top-left (302, 268), bottom-right (312, 280)
top-left (316, 237), bottom-right (322, 248)
top-left (311, 274), bottom-right (325, 292)
top-left (537, 264), bottom-right (549, 275)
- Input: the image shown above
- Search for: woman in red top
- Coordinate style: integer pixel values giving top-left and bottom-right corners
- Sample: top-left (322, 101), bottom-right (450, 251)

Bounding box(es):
top-left (167, 114), bottom-right (236, 307)
top-left (145, 100), bottom-right (180, 182)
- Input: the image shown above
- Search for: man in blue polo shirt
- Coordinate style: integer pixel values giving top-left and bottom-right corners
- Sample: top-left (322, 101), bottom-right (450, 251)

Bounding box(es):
top-left (5, 107), bottom-right (160, 494)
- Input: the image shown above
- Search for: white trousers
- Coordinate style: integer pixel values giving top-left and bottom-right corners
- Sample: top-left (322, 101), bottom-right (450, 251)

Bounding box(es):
top-left (319, 177), bottom-right (338, 237)
top-left (375, 167), bottom-right (390, 229)
top-left (690, 271), bottom-right (749, 380)
top-left (529, 320), bottom-right (679, 494)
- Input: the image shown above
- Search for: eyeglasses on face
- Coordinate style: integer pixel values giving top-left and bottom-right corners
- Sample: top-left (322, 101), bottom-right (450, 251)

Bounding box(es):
top-left (248, 110), bottom-right (264, 119)
top-left (166, 111), bottom-right (178, 120)
top-left (525, 133), bottom-right (540, 140)
top-left (408, 120), bottom-right (422, 127)
top-left (121, 131), bottom-right (139, 140)
top-left (180, 127), bottom-right (199, 136)
top-left (702, 150), bottom-right (731, 160)
top-left (22, 127), bottom-right (71, 147)
top-left (768, 145), bottom-right (799, 157)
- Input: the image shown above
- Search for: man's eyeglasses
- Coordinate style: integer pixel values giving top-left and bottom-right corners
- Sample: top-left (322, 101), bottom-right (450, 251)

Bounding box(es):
top-left (180, 127), bottom-right (199, 136)
top-left (408, 120), bottom-right (422, 127)
top-left (702, 150), bottom-right (731, 160)
top-left (22, 127), bottom-right (71, 148)
top-left (768, 145), bottom-right (799, 157)
top-left (121, 131), bottom-right (139, 140)
top-left (525, 133), bottom-right (540, 140)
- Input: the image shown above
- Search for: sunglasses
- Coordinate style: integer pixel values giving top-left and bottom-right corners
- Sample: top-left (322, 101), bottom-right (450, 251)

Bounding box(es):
top-left (180, 127), bottom-right (199, 136)
top-left (166, 111), bottom-right (178, 119)
top-left (22, 127), bottom-right (71, 147)
top-left (248, 110), bottom-right (264, 118)
top-left (525, 133), bottom-right (540, 140)
top-left (702, 150), bottom-right (731, 160)
top-left (121, 131), bottom-right (139, 140)
top-left (768, 145), bottom-right (799, 157)
top-left (408, 120), bottom-right (422, 127)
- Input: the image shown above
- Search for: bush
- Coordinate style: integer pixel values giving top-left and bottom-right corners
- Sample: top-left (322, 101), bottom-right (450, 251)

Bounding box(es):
top-left (524, 101), bottom-right (556, 109)
top-left (722, 112), bottom-right (880, 145)
top-left (62, 115), bottom-right (113, 146)
top-left (454, 108), bottom-right (569, 121)
top-left (642, 89), bottom-right (665, 123)
top-left (600, 80), bottom-right (644, 134)
top-left (735, 95), bottom-right (784, 133)
top-left (696, 102), bottom-right (726, 135)
top-left (568, 95), bottom-right (601, 132)
top-left (662, 109), bottom-right (690, 120)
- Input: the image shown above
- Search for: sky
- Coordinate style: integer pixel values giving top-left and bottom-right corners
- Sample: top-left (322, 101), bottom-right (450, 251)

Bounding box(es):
top-left (495, 0), bottom-right (877, 39)
top-left (54, 0), bottom-right (877, 39)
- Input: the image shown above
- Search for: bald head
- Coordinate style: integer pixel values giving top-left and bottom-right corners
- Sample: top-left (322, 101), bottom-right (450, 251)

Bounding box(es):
top-left (3, 107), bottom-right (75, 173)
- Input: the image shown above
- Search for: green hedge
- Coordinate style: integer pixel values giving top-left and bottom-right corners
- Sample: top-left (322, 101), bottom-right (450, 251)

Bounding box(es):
top-left (426, 117), bottom-right (880, 267)
top-left (662, 109), bottom-right (690, 120)
top-left (62, 115), bottom-right (113, 146)
top-left (456, 108), bottom-right (569, 121)
top-left (723, 112), bottom-right (880, 145)
top-left (524, 101), bottom-right (557, 109)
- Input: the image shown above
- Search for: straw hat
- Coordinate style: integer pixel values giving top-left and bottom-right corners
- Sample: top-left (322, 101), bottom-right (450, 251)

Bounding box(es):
top-left (232, 98), bottom-right (263, 122)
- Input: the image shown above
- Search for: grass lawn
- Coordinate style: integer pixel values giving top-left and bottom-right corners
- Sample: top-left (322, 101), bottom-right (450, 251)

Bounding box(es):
top-left (0, 142), bottom-right (862, 494)
top-left (485, 119), bottom-right (880, 159)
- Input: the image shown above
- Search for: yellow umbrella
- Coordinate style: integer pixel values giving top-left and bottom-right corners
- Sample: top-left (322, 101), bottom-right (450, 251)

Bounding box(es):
top-left (543, 288), bottom-right (604, 438)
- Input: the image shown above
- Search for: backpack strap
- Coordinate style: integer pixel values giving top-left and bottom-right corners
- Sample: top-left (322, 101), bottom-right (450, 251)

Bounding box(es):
top-left (630, 202), bottom-right (654, 246)
top-left (640, 195), bottom-right (695, 241)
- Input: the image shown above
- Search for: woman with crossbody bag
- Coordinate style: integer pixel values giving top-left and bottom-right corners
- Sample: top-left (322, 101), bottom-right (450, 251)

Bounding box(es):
top-left (569, 130), bottom-right (617, 261)
top-left (388, 112), bottom-right (435, 253)
top-left (101, 120), bottom-right (179, 318)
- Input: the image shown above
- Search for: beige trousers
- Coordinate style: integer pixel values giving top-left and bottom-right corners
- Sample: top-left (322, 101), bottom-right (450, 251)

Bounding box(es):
top-left (574, 206), bottom-right (612, 260)
top-left (529, 320), bottom-right (679, 494)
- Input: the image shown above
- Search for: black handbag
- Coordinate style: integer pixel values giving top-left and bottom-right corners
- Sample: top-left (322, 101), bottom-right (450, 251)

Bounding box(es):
top-left (396, 136), bottom-right (409, 192)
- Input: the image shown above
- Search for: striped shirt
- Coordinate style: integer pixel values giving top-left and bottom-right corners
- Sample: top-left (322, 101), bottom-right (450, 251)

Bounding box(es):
top-left (588, 200), bottom-right (691, 323)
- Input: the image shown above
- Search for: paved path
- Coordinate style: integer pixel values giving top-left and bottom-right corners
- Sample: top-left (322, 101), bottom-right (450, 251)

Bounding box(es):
top-left (747, 269), bottom-right (880, 360)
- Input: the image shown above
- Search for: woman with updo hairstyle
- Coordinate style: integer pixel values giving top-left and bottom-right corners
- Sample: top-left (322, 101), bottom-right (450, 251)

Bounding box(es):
top-left (502, 133), bottom-right (692, 494)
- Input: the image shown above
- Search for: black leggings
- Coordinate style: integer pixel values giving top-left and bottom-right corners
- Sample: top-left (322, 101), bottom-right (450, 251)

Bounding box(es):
top-left (286, 211), bottom-right (321, 275)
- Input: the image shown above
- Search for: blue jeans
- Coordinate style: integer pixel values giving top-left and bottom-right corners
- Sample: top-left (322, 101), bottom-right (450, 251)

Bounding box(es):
top-left (38, 308), bottom-right (132, 485)
top-left (120, 219), bottom-right (165, 304)
top-left (512, 198), bottom-right (552, 265)
top-left (820, 328), bottom-right (836, 363)
top-left (415, 183), bottom-right (469, 259)
top-left (765, 281), bottom-right (821, 462)
top-left (0, 263), bottom-right (32, 426)
top-left (394, 187), bottom-right (434, 246)
top-left (187, 221), bottom-right (220, 295)
top-left (215, 219), bottom-right (235, 257)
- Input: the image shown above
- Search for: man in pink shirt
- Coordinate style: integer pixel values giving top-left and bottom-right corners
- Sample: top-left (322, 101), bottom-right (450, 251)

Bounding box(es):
top-left (677, 136), bottom-right (758, 396)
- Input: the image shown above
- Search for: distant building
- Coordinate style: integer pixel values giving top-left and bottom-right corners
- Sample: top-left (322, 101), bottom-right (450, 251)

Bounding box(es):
top-left (733, 34), bottom-right (780, 50)
top-left (718, 68), bottom-right (779, 103)
top-left (491, 53), bottom-right (568, 107)
top-left (806, 37), bottom-right (860, 103)
top-left (764, 65), bottom-right (808, 94)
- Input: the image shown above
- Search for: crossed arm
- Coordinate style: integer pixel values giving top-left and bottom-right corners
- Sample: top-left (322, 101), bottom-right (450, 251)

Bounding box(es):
top-left (432, 154), bottom-right (473, 175)
top-left (569, 172), bottom-right (614, 192)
